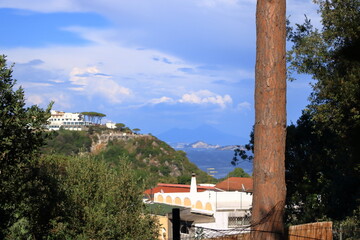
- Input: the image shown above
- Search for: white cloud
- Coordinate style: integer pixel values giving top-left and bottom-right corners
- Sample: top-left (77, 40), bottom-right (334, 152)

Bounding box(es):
top-left (48, 93), bottom-right (73, 109)
top-left (26, 92), bottom-right (73, 110)
top-left (69, 66), bottom-right (131, 104)
top-left (20, 82), bottom-right (53, 88)
top-left (237, 101), bottom-right (251, 111)
top-left (68, 87), bottom-right (85, 91)
top-left (198, 0), bottom-right (239, 8)
top-left (3, 9), bottom-right (254, 109)
top-left (149, 96), bottom-right (174, 105)
top-left (0, 0), bottom-right (83, 12)
top-left (179, 90), bottom-right (232, 108)
top-left (4, 39), bottom-right (236, 105)
top-left (26, 94), bottom-right (43, 105)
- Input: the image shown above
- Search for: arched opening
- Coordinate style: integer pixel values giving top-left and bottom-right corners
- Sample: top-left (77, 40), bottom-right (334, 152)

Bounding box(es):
top-left (205, 202), bottom-right (213, 211)
top-left (174, 197), bottom-right (182, 205)
top-left (157, 195), bottom-right (164, 203)
top-left (166, 196), bottom-right (172, 204)
top-left (195, 201), bottom-right (203, 209)
top-left (184, 198), bottom-right (191, 207)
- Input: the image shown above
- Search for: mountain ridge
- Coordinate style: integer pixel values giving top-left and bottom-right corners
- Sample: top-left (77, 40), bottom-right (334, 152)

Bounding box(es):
top-left (158, 124), bottom-right (248, 146)
top-left (172, 141), bottom-right (243, 151)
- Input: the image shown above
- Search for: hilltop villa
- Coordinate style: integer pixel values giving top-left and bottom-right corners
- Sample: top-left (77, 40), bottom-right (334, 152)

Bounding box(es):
top-left (46, 110), bottom-right (93, 131)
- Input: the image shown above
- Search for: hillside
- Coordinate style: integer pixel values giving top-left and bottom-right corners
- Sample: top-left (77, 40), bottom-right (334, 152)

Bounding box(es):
top-left (42, 129), bottom-right (214, 187)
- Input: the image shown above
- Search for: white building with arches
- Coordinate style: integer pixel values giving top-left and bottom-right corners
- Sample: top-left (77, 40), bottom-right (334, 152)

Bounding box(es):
top-left (150, 174), bottom-right (252, 238)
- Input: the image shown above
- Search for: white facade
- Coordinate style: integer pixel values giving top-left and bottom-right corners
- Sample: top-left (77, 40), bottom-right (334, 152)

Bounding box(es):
top-left (149, 175), bottom-right (253, 239)
top-left (46, 110), bottom-right (92, 131)
top-left (154, 190), bottom-right (252, 238)
top-left (154, 191), bottom-right (252, 216)
top-left (105, 122), bottom-right (116, 129)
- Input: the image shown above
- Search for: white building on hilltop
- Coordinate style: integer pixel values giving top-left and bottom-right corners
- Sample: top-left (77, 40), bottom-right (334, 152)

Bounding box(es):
top-left (46, 110), bottom-right (93, 131)
top-left (105, 122), bottom-right (116, 129)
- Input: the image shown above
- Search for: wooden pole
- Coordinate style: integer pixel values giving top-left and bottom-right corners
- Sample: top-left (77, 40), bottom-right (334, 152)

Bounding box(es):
top-left (172, 208), bottom-right (180, 240)
top-left (252, 0), bottom-right (287, 239)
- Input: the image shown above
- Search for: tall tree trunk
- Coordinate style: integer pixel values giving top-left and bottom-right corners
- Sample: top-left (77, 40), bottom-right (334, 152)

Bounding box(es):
top-left (252, 0), bottom-right (287, 239)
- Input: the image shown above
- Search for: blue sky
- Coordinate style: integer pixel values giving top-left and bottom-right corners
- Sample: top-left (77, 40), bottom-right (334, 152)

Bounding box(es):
top-left (0, 0), bottom-right (320, 144)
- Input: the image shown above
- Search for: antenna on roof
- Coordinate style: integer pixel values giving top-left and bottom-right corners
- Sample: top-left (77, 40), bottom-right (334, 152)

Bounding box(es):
top-left (241, 184), bottom-right (246, 192)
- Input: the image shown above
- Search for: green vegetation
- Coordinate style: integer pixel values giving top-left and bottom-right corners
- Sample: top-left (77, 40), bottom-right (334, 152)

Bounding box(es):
top-left (115, 122), bottom-right (125, 131)
top-left (93, 135), bottom-right (213, 186)
top-left (81, 111), bottom-right (106, 124)
top-left (0, 55), bottom-right (159, 239)
top-left (40, 155), bottom-right (159, 240)
top-left (132, 128), bottom-right (141, 134)
top-left (42, 129), bottom-right (92, 155)
top-left (41, 127), bottom-right (214, 187)
top-left (0, 55), bottom-right (54, 239)
top-left (223, 167), bottom-right (250, 179)
top-left (286, 0), bottom-right (360, 226)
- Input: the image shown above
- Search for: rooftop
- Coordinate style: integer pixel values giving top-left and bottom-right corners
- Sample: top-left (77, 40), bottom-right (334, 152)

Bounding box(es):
top-left (215, 177), bottom-right (253, 192)
top-left (144, 183), bottom-right (219, 196)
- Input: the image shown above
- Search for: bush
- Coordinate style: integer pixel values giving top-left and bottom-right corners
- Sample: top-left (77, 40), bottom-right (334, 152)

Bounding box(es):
top-left (42, 130), bottom-right (92, 155)
top-left (43, 155), bottom-right (159, 239)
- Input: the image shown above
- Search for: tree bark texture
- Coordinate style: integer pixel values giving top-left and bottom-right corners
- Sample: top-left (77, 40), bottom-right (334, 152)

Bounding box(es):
top-left (252, 0), bottom-right (287, 239)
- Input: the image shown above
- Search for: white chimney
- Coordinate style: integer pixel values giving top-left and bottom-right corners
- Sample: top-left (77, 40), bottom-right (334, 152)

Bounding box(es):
top-left (190, 173), bottom-right (197, 193)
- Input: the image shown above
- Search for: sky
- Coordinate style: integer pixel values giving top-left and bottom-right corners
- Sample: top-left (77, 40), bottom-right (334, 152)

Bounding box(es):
top-left (0, 0), bottom-right (321, 144)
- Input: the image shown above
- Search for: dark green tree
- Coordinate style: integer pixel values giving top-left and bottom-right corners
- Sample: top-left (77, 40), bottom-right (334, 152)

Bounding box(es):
top-left (132, 128), bottom-right (141, 134)
top-left (42, 129), bottom-right (92, 155)
top-left (284, 112), bottom-right (352, 223)
top-left (224, 167), bottom-right (250, 178)
top-left (115, 123), bottom-right (125, 131)
top-left (287, 0), bottom-right (360, 222)
top-left (0, 55), bottom-right (55, 238)
top-left (81, 111), bottom-right (106, 124)
top-left (44, 155), bottom-right (159, 240)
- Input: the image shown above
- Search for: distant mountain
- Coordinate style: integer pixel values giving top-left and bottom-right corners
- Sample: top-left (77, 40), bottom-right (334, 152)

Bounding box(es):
top-left (172, 141), bottom-right (243, 151)
top-left (158, 125), bottom-right (247, 146)
top-left (178, 147), bottom-right (253, 179)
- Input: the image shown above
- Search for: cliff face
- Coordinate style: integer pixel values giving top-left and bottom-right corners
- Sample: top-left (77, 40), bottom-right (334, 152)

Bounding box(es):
top-left (43, 130), bottom-right (213, 186)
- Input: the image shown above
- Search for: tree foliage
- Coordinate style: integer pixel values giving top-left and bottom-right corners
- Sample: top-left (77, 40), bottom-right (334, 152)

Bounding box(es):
top-left (285, 112), bottom-right (360, 223)
top-left (95, 136), bottom-right (213, 187)
top-left (219, 167), bottom-right (252, 182)
top-left (132, 128), bottom-right (141, 134)
top-left (0, 55), bottom-right (55, 238)
top-left (115, 123), bottom-right (125, 131)
top-left (42, 129), bottom-right (92, 155)
top-left (81, 111), bottom-right (106, 124)
top-left (286, 0), bottom-right (360, 223)
top-left (225, 167), bottom-right (250, 178)
top-left (42, 155), bottom-right (159, 240)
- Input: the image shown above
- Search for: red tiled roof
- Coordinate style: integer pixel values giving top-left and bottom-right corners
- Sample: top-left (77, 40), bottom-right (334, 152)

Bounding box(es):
top-left (144, 183), bottom-right (216, 195)
top-left (215, 177), bottom-right (253, 192)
